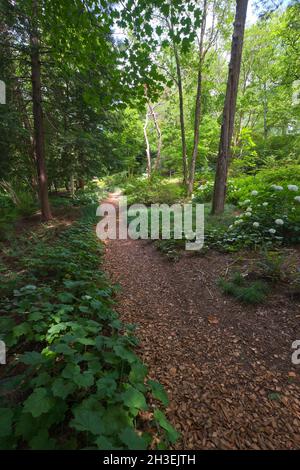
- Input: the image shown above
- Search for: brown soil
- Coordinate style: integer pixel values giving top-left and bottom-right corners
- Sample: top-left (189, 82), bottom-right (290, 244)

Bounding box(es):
top-left (103, 193), bottom-right (300, 450)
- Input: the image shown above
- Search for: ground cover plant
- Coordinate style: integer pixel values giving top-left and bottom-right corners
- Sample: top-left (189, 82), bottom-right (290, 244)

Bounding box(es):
top-left (0, 205), bottom-right (177, 450)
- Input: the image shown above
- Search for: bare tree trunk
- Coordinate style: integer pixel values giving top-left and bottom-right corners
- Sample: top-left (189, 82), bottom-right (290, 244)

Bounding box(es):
top-left (212, 0), bottom-right (248, 215)
top-left (70, 174), bottom-right (75, 197)
top-left (148, 102), bottom-right (162, 171)
top-left (263, 81), bottom-right (268, 140)
top-left (143, 110), bottom-right (151, 178)
top-left (174, 48), bottom-right (188, 186)
top-left (188, 0), bottom-right (207, 197)
top-left (30, 0), bottom-right (52, 221)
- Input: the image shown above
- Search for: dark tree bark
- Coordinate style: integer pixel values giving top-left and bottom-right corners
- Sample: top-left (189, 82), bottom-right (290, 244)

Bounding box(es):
top-left (30, 0), bottom-right (52, 220)
top-left (212, 0), bottom-right (248, 215)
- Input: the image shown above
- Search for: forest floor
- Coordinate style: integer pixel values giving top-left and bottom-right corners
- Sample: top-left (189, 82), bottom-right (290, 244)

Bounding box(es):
top-left (103, 192), bottom-right (300, 450)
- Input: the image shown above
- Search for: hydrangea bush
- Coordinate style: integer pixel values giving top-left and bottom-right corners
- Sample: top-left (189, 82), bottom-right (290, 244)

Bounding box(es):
top-left (225, 184), bottom-right (300, 248)
top-left (193, 179), bottom-right (239, 203)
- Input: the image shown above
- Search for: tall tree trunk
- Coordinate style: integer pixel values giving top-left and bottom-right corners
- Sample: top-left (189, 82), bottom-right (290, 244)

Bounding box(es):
top-left (174, 48), bottom-right (188, 186)
top-left (70, 174), bottom-right (75, 197)
top-left (188, 0), bottom-right (207, 197)
top-left (30, 0), bottom-right (52, 220)
top-left (212, 0), bottom-right (248, 215)
top-left (148, 102), bottom-right (162, 172)
top-left (263, 81), bottom-right (268, 140)
top-left (143, 110), bottom-right (151, 178)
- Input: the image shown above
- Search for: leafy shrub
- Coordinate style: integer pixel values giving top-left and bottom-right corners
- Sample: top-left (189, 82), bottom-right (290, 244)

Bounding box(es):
top-left (123, 176), bottom-right (185, 205)
top-left (218, 272), bottom-right (269, 304)
top-left (73, 180), bottom-right (106, 206)
top-left (193, 179), bottom-right (239, 203)
top-left (225, 183), bottom-right (300, 248)
top-left (227, 165), bottom-right (300, 205)
top-left (0, 206), bottom-right (177, 450)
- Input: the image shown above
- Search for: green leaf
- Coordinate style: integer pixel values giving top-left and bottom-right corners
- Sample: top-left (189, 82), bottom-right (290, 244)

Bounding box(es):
top-left (95, 435), bottom-right (116, 450)
top-left (28, 311), bottom-right (44, 321)
top-left (51, 342), bottom-right (74, 355)
top-left (13, 322), bottom-right (31, 338)
top-left (57, 292), bottom-right (75, 303)
top-left (129, 362), bottom-right (148, 385)
top-left (0, 408), bottom-right (13, 437)
top-left (23, 388), bottom-right (53, 418)
top-left (153, 410), bottom-right (180, 444)
top-left (71, 409), bottom-right (104, 435)
top-left (29, 429), bottom-right (56, 450)
top-left (148, 380), bottom-right (169, 406)
top-left (96, 377), bottom-right (117, 398)
top-left (31, 372), bottom-right (51, 387)
top-left (119, 427), bottom-right (148, 450)
top-left (74, 370), bottom-right (94, 388)
top-left (113, 344), bottom-right (137, 364)
top-left (20, 351), bottom-right (46, 366)
top-left (100, 406), bottom-right (131, 435)
top-left (52, 378), bottom-right (76, 399)
top-left (121, 386), bottom-right (147, 412)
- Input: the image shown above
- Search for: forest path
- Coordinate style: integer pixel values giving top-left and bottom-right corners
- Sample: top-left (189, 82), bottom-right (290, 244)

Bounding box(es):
top-left (103, 192), bottom-right (300, 450)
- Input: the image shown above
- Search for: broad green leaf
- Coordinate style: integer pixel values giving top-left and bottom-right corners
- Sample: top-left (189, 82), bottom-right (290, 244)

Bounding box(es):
top-left (119, 427), bottom-right (148, 450)
top-left (113, 344), bottom-right (137, 364)
top-left (121, 386), bottom-right (147, 412)
top-left (96, 377), bottom-right (117, 398)
top-left (148, 380), bottom-right (169, 406)
top-left (153, 410), bottom-right (180, 444)
top-left (0, 408), bottom-right (13, 437)
top-left (29, 430), bottom-right (56, 450)
top-left (51, 378), bottom-right (76, 399)
top-left (20, 351), bottom-right (46, 366)
top-left (95, 435), bottom-right (116, 450)
top-left (23, 388), bottom-right (53, 418)
top-left (13, 323), bottom-right (31, 338)
top-left (129, 362), bottom-right (148, 385)
top-left (71, 409), bottom-right (104, 435)
top-left (74, 370), bottom-right (94, 388)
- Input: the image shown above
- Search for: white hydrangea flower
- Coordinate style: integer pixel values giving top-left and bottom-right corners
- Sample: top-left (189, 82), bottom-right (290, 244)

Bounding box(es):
top-left (241, 199), bottom-right (250, 206)
top-left (275, 185), bottom-right (283, 191)
top-left (251, 190), bottom-right (258, 196)
top-left (245, 212), bottom-right (252, 217)
top-left (288, 185), bottom-right (299, 192)
top-left (295, 196), bottom-right (300, 203)
top-left (229, 225), bottom-right (233, 230)
top-left (269, 229), bottom-right (276, 235)
top-left (246, 207), bottom-right (252, 212)
top-left (253, 222), bottom-right (260, 228)
top-left (262, 202), bottom-right (268, 207)
top-left (275, 219), bottom-right (284, 226)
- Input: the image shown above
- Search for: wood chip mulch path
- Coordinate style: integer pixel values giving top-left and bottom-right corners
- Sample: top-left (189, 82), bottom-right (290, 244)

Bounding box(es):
top-left (103, 196), bottom-right (300, 450)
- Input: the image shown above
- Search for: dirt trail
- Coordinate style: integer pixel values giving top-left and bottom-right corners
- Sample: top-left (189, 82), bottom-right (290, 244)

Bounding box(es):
top-left (103, 193), bottom-right (300, 450)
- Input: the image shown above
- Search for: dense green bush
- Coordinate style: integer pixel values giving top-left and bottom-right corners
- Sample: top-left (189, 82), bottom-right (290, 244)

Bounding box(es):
top-left (0, 206), bottom-right (177, 450)
top-left (123, 176), bottom-right (185, 205)
top-left (193, 179), bottom-right (239, 203)
top-left (225, 183), bottom-right (300, 247)
top-left (0, 189), bottom-right (36, 240)
top-left (227, 165), bottom-right (300, 204)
